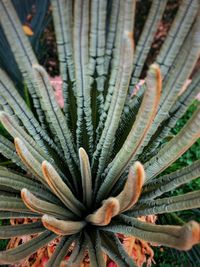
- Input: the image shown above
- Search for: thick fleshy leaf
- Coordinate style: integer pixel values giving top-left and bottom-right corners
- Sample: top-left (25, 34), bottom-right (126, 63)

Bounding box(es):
top-left (79, 147), bottom-right (92, 207)
top-left (96, 0), bottom-right (136, 142)
top-left (73, 0), bottom-right (93, 151)
top-left (145, 107), bottom-right (200, 181)
top-left (104, 216), bottom-right (200, 251)
top-left (32, 64), bottom-right (78, 170)
top-left (21, 188), bottom-right (74, 220)
top-left (50, 0), bottom-right (75, 116)
top-left (157, 0), bottom-right (199, 77)
top-left (142, 160), bottom-right (200, 200)
top-left (93, 30), bottom-right (134, 179)
top-left (0, 195), bottom-right (33, 213)
top-left (42, 161), bottom-right (86, 216)
top-left (129, 190), bottom-right (200, 216)
top-left (116, 162), bottom-right (145, 212)
top-left (0, 222), bottom-right (44, 239)
top-left (42, 214), bottom-right (86, 235)
top-left (100, 231), bottom-right (137, 267)
top-left (0, 167), bottom-right (59, 204)
top-left (86, 198), bottom-right (120, 226)
top-left (45, 235), bottom-right (76, 267)
top-left (85, 229), bottom-right (106, 267)
top-left (14, 138), bottom-right (45, 183)
top-left (97, 63), bottom-right (162, 202)
top-left (0, 0), bottom-right (46, 127)
top-left (130, 0), bottom-right (167, 86)
top-left (0, 231), bottom-right (56, 264)
top-left (0, 68), bottom-right (58, 152)
top-left (0, 135), bottom-right (25, 171)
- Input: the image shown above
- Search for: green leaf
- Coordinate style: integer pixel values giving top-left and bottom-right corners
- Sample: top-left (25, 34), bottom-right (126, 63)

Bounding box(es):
top-left (0, 222), bottom-right (44, 239)
top-left (0, 231), bottom-right (56, 264)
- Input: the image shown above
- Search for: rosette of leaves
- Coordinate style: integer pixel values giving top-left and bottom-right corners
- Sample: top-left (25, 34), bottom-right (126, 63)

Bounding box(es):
top-left (0, 0), bottom-right (200, 266)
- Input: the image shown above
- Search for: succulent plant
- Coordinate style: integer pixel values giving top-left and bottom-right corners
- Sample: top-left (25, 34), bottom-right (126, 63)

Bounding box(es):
top-left (0, 0), bottom-right (200, 266)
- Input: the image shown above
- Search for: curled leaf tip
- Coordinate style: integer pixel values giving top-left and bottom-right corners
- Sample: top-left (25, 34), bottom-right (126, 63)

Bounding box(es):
top-left (42, 160), bottom-right (48, 168)
top-left (14, 137), bottom-right (22, 147)
top-left (179, 221), bottom-right (200, 250)
top-left (21, 188), bottom-right (33, 211)
top-left (116, 161), bottom-right (145, 213)
top-left (42, 215), bottom-right (86, 236)
top-left (86, 198), bottom-right (120, 226)
top-left (21, 188), bottom-right (28, 198)
top-left (134, 161), bottom-right (145, 186)
top-left (42, 161), bottom-right (51, 176)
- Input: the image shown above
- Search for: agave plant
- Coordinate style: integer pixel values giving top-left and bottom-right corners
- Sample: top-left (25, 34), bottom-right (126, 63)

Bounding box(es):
top-left (0, 0), bottom-right (200, 266)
